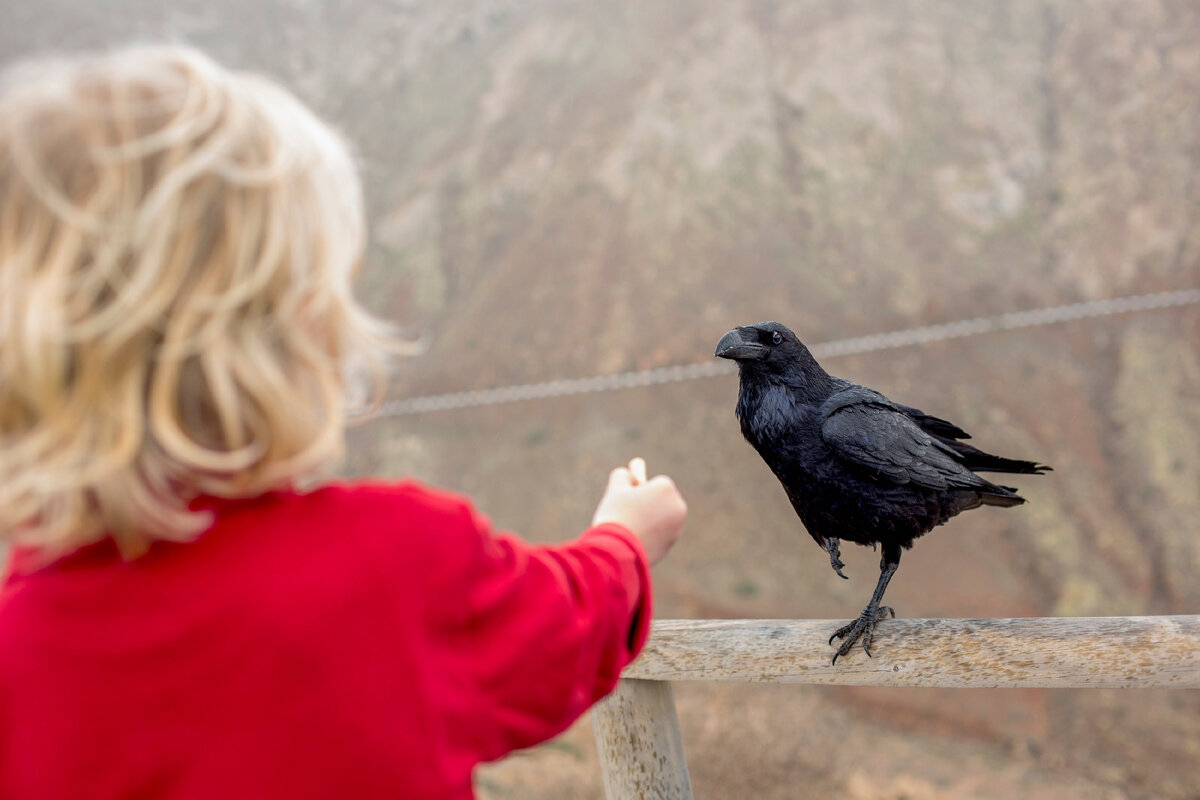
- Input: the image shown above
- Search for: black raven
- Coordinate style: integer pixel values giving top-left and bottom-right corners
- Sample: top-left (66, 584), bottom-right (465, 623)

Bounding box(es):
top-left (715, 321), bottom-right (1049, 663)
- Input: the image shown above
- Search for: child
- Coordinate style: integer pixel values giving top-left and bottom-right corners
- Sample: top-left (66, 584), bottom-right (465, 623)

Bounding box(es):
top-left (0, 45), bottom-right (687, 799)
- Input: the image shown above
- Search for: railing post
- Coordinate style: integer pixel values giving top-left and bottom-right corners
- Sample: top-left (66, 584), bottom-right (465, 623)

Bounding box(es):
top-left (592, 678), bottom-right (693, 800)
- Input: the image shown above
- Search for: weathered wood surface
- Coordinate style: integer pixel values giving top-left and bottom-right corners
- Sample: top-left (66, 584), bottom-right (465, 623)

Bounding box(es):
top-left (593, 678), bottom-right (693, 800)
top-left (622, 617), bottom-right (1200, 689)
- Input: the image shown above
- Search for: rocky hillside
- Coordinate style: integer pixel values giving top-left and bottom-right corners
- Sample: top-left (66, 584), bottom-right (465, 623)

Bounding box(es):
top-left (6, 1), bottom-right (1200, 797)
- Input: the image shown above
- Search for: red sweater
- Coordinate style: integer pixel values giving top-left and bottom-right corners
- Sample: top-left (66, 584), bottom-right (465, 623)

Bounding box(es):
top-left (0, 481), bottom-right (652, 799)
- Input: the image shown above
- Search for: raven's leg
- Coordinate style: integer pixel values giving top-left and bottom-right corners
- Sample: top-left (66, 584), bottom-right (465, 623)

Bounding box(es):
top-left (829, 544), bottom-right (901, 664)
top-left (824, 537), bottom-right (849, 580)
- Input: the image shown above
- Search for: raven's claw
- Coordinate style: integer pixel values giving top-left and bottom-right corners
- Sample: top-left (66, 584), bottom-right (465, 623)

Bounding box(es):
top-left (829, 605), bottom-right (895, 663)
top-left (824, 538), bottom-right (849, 580)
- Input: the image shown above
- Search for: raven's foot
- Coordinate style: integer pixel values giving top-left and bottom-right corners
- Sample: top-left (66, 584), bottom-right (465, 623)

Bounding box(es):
top-left (829, 605), bottom-right (895, 664)
top-left (824, 538), bottom-right (849, 580)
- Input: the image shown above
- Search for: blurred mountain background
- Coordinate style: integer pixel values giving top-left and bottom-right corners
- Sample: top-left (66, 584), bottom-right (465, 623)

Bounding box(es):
top-left (5, 1), bottom-right (1199, 797)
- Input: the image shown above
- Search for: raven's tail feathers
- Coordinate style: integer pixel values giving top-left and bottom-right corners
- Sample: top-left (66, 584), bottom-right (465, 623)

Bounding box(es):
top-left (979, 488), bottom-right (1026, 508)
top-left (950, 484), bottom-right (1026, 513)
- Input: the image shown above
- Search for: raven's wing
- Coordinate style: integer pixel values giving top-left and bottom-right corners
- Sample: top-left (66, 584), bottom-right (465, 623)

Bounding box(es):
top-left (820, 393), bottom-right (983, 490)
top-left (894, 403), bottom-right (971, 440)
top-left (897, 403), bottom-right (1050, 474)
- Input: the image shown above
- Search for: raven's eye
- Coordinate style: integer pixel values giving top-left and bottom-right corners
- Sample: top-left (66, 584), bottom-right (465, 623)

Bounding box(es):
top-left (771, 331), bottom-right (783, 345)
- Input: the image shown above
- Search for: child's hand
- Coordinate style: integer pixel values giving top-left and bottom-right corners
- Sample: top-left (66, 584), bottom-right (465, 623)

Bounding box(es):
top-left (591, 458), bottom-right (687, 565)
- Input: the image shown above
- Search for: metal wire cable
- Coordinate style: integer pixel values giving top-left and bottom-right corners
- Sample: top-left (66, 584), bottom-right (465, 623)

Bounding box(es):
top-left (372, 288), bottom-right (1200, 418)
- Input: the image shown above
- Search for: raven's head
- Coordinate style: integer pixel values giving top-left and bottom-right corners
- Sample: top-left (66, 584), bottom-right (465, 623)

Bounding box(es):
top-left (715, 322), bottom-right (828, 385)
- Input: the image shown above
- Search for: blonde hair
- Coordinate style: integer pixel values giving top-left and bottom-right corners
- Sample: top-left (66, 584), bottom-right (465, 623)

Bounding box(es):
top-left (0, 45), bottom-right (394, 556)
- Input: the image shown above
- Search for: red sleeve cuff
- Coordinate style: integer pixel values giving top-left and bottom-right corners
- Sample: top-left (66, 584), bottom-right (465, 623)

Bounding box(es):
top-left (579, 522), bottom-right (654, 662)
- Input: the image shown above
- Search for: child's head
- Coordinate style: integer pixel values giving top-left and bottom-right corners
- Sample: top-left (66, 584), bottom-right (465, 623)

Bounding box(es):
top-left (0, 45), bottom-right (392, 556)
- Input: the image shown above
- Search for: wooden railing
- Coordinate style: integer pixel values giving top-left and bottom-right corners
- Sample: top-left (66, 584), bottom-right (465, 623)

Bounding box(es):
top-left (591, 616), bottom-right (1200, 799)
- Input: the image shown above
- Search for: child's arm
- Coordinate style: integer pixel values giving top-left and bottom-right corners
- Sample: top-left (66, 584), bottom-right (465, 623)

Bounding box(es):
top-left (421, 462), bottom-right (685, 762)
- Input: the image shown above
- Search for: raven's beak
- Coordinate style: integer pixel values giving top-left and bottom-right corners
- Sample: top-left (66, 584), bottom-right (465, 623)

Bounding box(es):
top-left (715, 328), bottom-right (767, 361)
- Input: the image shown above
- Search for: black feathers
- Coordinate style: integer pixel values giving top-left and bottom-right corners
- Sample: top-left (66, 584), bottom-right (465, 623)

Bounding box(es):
top-left (716, 321), bottom-right (1049, 662)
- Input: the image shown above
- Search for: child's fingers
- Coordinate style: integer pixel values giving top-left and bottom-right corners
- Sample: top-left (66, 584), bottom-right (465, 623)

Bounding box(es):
top-left (608, 466), bottom-right (635, 489)
top-left (629, 457), bottom-right (647, 485)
